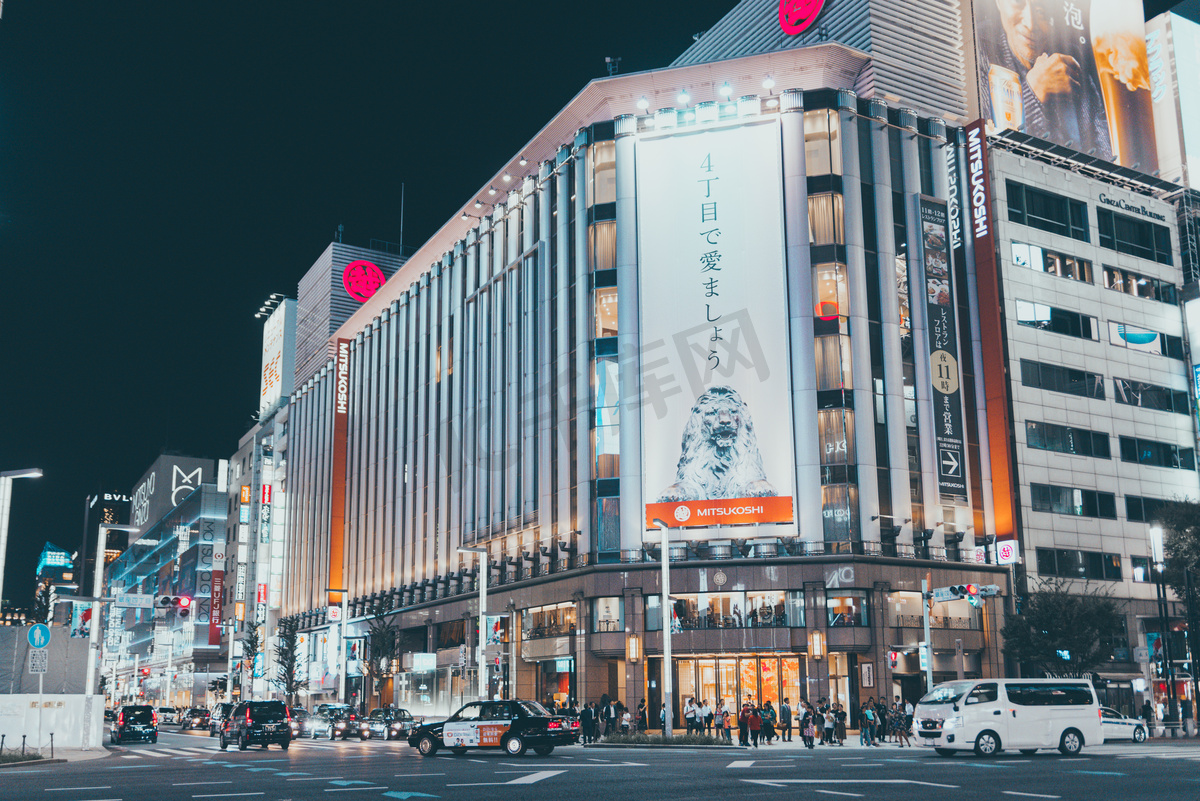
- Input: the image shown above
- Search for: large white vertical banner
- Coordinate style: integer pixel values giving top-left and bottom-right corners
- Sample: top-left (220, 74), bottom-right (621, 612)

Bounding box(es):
top-left (638, 121), bottom-right (796, 530)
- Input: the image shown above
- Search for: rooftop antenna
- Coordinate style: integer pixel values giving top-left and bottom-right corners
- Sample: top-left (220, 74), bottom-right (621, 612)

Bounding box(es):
top-left (336, 223), bottom-right (344, 243)
top-left (605, 56), bottom-right (622, 76)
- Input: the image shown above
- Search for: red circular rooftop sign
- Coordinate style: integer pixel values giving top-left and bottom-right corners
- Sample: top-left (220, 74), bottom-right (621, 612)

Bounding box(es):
top-left (342, 259), bottom-right (386, 303)
top-left (779, 0), bottom-right (825, 35)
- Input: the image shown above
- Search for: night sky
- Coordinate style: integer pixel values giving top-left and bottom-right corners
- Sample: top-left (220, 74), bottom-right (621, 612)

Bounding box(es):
top-left (2, 0), bottom-right (1199, 608)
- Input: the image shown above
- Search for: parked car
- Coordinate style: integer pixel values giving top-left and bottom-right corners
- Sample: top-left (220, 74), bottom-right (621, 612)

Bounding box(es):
top-left (208, 702), bottom-right (234, 737)
top-left (364, 707), bottom-right (420, 740)
top-left (181, 707), bottom-right (210, 731)
top-left (914, 678), bottom-right (1103, 756)
top-left (156, 707), bottom-right (178, 725)
top-left (111, 705), bottom-right (158, 744)
top-left (219, 700), bottom-right (291, 751)
top-left (1101, 707), bottom-right (1148, 743)
top-left (408, 699), bottom-right (579, 756)
top-left (104, 709), bottom-right (117, 723)
top-left (288, 707), bottom-right (309, 739)
top-left (309, 707), bottom-right (359, 740)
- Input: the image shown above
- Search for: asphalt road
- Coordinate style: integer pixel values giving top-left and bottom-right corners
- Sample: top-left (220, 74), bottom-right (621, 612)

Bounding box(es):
top-left (3, 728), bottom-right (1198, 801)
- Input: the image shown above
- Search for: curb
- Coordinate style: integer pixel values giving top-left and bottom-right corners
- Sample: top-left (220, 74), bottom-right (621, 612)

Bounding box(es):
top-left (0, 758), bottom-right (63, 769)
top-left (583, 742), bottom-right (745, 749)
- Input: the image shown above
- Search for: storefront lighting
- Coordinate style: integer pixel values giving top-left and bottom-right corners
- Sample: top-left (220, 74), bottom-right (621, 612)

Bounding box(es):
top-left (677, 89), bottom-right (690, 106)
top-left (696, 101), bottom-right (718, 124)
top-left (808, 629), bottom-right (826, 659)
top-left (718, 82), bottom-right (733, 98)
top-left (762, 76), bottom-right (776, 91)
top-left (636, 96), bottom-right (650, 110)
top-left (626, 633), bottom-right (641, 664)
top-left (655, 108), bottom-right (678, 129)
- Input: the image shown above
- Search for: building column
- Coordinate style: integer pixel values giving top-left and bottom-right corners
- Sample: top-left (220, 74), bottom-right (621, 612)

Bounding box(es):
top-left (899, 109), bottom-right (942, 546)
top-left (780, 90), bottom-right (823, 545)
top-left (839, 93), bottom-right (880, 546)
top-left (615, 114), bottom-right (644, 552)
top-left (537, 161), bottom-right (555, 544)
top-left (574, 136), bottom-right (593, 554)
top-left (555, 149), bottom-right (573, 538)
top-left (868, 101), bottom-right (914, 544)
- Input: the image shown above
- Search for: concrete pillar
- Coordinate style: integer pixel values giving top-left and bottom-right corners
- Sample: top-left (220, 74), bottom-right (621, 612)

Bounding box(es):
top-left (615, 114), bottom-right (644, 552)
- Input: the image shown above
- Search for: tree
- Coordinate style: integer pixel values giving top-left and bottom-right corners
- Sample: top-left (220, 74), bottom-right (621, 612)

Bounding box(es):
top-left (1145, 499), bottom-right (1200, 706)
top-left (240, 626), bottom-right (261, 699)
top-left (272, 618), bottom-right (304, 706)
top-left (1001, 578), bottom-right (1124, 676)
top-left (362, 598), bottom-right (399, 712)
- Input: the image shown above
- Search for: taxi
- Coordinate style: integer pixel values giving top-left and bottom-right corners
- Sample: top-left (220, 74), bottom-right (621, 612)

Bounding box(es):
top-left (408, 699), bottom-right (579, 756)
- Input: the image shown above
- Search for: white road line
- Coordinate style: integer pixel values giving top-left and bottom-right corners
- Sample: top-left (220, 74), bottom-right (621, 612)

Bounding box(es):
top-left (191, 795), bottom-right (264, 799)
top-left (44, 787), bottom-right (112, 792)
top-left (286, 777), bottom-right (345, 782)
top-left (449, 769), bottom-right (567, 787)
top-left (815, 792), bottom-right (864, 798)
top-left (324, 788), bottom-right (388, 793)
top-left (173, 782), bottom-right (233, 787)
top-left (727, 760), bottom-right (756, 768)
top-left (1002, 793), bottom-right (1060, 799)
top-left (393, 773), bottom-right (446, 778)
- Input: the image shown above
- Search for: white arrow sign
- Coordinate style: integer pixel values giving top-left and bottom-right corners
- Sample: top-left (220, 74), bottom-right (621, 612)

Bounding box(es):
top-left (940, 448), bottom-right (961, 477)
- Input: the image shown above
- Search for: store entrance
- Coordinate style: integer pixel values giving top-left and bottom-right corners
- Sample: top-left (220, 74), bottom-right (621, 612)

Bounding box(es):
top-left (650, 654), bottom-right (805, 727)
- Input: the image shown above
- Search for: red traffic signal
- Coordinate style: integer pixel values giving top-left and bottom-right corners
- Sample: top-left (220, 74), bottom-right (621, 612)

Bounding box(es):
top-left (140, 668), bottom-right (150, 676)
top-left (888, 651), bottom-right (899, 668)
top-left (965, 584), bottom-right (978, 595)
top-left (178, 596), bottom-right (191, 608)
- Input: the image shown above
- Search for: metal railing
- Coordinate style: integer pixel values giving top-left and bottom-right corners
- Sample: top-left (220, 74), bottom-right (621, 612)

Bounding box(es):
top-left (892, 614), bottom-right (980, 630)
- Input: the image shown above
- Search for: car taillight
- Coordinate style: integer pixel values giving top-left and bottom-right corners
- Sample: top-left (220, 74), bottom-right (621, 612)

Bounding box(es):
top-left (571, 720), bottom-right (580, 729)
top-left (246, 709), bottom-right (252, 725)
top-left (152, 712), bottom-right (158, 726)
top-left (118, 711), bottom-right (124, 725)
top-left (547, 720), bottom-right (562, 730)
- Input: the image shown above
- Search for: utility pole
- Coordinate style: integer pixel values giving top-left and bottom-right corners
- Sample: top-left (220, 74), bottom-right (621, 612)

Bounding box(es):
top-left (921, 576), bottom-right (934, 693)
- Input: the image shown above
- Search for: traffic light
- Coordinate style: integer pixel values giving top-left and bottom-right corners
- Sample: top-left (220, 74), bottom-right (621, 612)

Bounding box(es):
top-left (140, 667), bottom-right (150, 677)
top-left (157, 596), bottom-right (193, 618)
top-left (888, 651), bottom-right (899, 669)
top-left (965, 584), bottom-right (981, 608)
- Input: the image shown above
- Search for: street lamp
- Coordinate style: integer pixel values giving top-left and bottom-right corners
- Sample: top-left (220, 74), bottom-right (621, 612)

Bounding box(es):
top-left (325, 587), bottom-right (350, 706)
top-left (458, 546), bottom-right (488, 702)
top-left (0, 468), bottom-right (42, 609)
top-left (1148, 525), bottom-right (1179, 731)
top-left (653, 518), bottom-right (674, 739)
top-left (85, 523), bottom-right (138, 749)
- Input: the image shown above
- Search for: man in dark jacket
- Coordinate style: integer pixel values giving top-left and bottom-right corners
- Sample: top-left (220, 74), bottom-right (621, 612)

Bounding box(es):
top-left (779, 698), bottom-right (792, 742)
top-left (581, 702), bottom-right (596, 743)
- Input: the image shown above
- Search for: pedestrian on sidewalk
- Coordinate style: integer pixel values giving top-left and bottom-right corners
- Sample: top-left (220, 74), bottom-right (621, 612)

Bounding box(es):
top-left (749, 705), bottom-right (762, 748)
top-left (802, 703), bottom-right (817, 749)
top-left (702, 699), bottom-right (713, 736)
top-left (834, 703), bottom-right (847, 745)
top-left (738, 702), bottom-right (751, 746)
top-left (859, 702), bottom-right (874, 747)
top-left (779, 698), bottom-right (792, 742)
top-left (823, 704), bottom-right (835, 745)
top-left (762, 700), bottom-right (777, 744)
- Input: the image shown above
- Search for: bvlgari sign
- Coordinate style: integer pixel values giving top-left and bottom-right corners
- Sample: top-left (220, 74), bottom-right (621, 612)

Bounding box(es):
top-left (779, 0), bottom-right (826, 35)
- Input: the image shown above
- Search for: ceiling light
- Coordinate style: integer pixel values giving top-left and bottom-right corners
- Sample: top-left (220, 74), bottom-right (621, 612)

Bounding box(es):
top-left (518, 156), bottom-right (528, 166)
top-left (762, 76), bottom-right (776, 90)
top-left (474, 200), bottom-right (483, 209)
top-left (677, 89), bottom-right (690, 105)
top-left (718, 82), bottom-right (733, 98)
top-left (502, 174), bottom-right (512, 182)
top-left (488, 187), bottom-right (497, 195)
top-left (636, 96), bottom-right (650, 110)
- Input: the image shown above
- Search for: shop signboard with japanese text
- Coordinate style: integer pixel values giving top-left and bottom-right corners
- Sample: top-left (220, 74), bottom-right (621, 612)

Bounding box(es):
top-left (637, 121), bottom-right (796, 530)
top-left (918, 195), bottom-right (967, 499)
top-left (973, 0), bottom-right (1157, 171)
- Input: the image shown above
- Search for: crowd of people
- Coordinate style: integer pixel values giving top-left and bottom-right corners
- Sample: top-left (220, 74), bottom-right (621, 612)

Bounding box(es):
top-left (551, 694), bottom-right (916, 747)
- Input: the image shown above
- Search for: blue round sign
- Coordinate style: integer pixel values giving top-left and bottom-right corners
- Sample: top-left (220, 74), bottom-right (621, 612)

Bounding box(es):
top-left (27, 624), bottom-right (50, 649)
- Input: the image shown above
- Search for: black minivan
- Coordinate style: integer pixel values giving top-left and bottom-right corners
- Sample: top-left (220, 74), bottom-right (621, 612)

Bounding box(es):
top-left (111, 705), bottom-right (158, 744)
top-left (220, 700), bottom-right (291, 750)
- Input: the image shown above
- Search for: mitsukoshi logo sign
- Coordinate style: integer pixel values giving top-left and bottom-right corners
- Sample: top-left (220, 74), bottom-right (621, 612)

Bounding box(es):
top-left (779, 0), bottom-right (826, 35)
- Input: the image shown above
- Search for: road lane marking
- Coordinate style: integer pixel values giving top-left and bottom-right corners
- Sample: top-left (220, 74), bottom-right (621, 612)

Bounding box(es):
top-left (1072, 771), bottom-right (1125, 776)
top-left (325, 788), bottom-right (388, 793)
top-left (727, 760), bottom-right (756, 768)
top-left (173, 782), bottom-right (233, 787)
top-left (448, 769), bottom-right (567, 787)
top-left (286, 777), bottom-right (344, 781)
top-left (393, 773), bottom-right (446, 777)
top-left (742, 780), bottom-right (960, 789)
top-left (191, 795), bottom-right (265, 799)
top-left (1002, 793), bottom-right (1060, 799)
top-left (815, 792), bottom-right (864, 798)
top-left (328, 781), bottom-right (378, 786)
top-left (45, 787), bottom-right (112, 792)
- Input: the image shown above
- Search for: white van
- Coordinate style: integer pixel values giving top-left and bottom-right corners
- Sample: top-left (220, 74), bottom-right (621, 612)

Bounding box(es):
top-left (913, 678), bottom-right (1102, 756)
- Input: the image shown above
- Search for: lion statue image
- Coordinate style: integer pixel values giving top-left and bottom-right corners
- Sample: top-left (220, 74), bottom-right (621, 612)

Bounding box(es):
top-left (657, 385), bottom-right (778, 502)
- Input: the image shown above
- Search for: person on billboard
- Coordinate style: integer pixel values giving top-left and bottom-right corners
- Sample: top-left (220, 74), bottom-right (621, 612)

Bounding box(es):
top-left (656, 386), bottom-right (778, 502)
top-left (977, 0), bottom-right (1112, 160)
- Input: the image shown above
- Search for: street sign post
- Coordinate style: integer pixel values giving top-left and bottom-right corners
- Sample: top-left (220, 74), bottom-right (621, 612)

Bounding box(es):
top-left (28, 632), bottom-right (49, 755)
top-left (29, 649), bottom-right (48, 674)
top-left (28, 624), bottom-right (50, 649)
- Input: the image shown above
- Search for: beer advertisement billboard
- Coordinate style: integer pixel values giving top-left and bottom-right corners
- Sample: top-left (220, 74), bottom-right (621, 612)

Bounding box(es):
top-left (636, 121), bottom-right (796, 531)
top-left (973, 0), bottom-right (1158, 172)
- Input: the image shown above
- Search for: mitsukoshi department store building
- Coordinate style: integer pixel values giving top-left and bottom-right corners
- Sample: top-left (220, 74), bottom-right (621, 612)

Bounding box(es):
top-left (281, 5), bottom-right (1024, 723)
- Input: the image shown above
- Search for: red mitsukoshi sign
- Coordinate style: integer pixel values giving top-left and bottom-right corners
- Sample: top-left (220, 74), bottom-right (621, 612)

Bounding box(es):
top-left (779, 0), bottom-right (825, 35)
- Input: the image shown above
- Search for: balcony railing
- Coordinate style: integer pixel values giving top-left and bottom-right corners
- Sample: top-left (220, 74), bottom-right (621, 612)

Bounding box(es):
top-left (892, 614), bottom-right (980, 630)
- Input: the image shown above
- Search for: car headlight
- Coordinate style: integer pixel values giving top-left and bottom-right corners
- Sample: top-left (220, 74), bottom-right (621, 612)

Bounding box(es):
top-left (943, 716), bottom-right (962, 730)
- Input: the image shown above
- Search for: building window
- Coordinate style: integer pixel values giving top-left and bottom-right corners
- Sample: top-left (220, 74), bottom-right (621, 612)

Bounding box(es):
top-left (521, 602), bottom-right (577, 640)
top-left (822, 483), bottom-right (857, 542)
top-left (1011, 242), bottom-right (1093, 283)
top-left (826, 590), bottom-right (870, 627)
top-left (804, 109), bottom-right (842, 176)
top-left (592, 597), bottom-right (624, 633)
top-left (1030, 483), bottom-right (1117, 518)
top-left (589, 141), bottom-right (616, 206)
top-left (1107, 321), bottom-right (1184, 359)
top-left (589, 222), bottom-right (616, 272)
top-left (1102, 265), bottom-right (1178, 305)
top-left (1131, 556), bottom-right (1152, 583)
top-left (1015, 300), bottom-right (1097, 340)
top-left (595, 497), bottom-right (620, 551)
top-left (593, 356), bottom-right (619, 479)
top-left (1118, 436), bottom-right (1195, 470)
top-left (808, 193), bottom-right (845, 245)
top-left (1035, 547), bottom-right (1123, 580)
top-left (1097, 208), bottom-right (1172, 265)
top-left (786, 590), bottom-right (806, 628)
top-left (1112, 378), bottom-right (1190, 415)
top-left (814, 334), bottom-right (852, 391)
top-left (1025, 421), bottom-right (1110, 458)
top-left (813, 263), bottom-right (849, 319)
top-left (595, 286), bottom-right (618, 338)
top-left (1006, 180), bottom-right (1089, 242)
top-left (1020, 359), bottom-right (1105, 399)
top-left (1126, 495), bottom-right (1168, 523)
